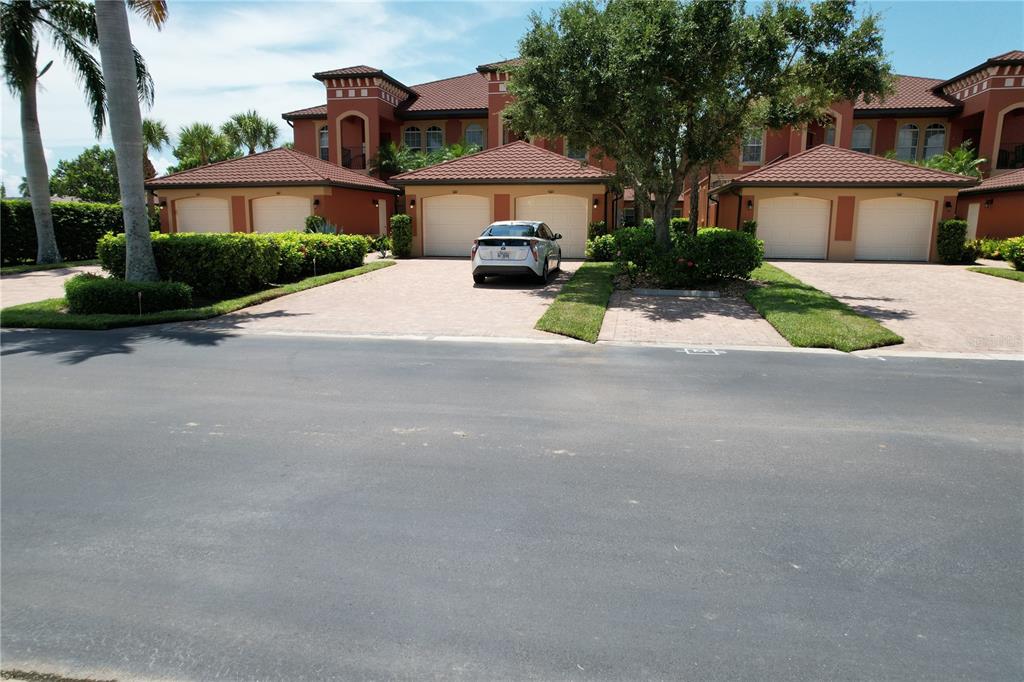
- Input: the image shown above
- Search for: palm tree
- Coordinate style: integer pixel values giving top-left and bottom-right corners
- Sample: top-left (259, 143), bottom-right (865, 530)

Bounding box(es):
top-left (174, 122), bottom-right (235, 169)
top-left (0, 0), bottom-right (108, 263)
top-left (94, 0), bottom-right (163, 281)
top-left (922, 141), bottom-right (986, 179)
top-left (221, 110), bottom-right (279, 155)
top-left (142, 117), bottom-right (169, 179)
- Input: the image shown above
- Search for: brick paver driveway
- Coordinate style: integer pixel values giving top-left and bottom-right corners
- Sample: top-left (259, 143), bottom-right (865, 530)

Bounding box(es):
top-left (191, 259), bottom-right (580, 340)
top-left (774, 261), bottom-right (1024, 354)
top-left (0, 265), bottom-right (102, 308)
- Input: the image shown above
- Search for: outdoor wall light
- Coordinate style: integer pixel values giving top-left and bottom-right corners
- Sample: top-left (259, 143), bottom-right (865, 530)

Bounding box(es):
top-left (313, 198), bottom-right (320, 206)
top-left (944, 200), bottom-right (952, 209)
top-left (592, 198), bottom-right (599, 208)
top-left (985, 199), bottom-right (994, 207)
top-left (409, 198), bottom-right (416, 207)
top-left (373, 199), bottom-right (379, 207)
top-left (746, 199), bottom-right (753, 209)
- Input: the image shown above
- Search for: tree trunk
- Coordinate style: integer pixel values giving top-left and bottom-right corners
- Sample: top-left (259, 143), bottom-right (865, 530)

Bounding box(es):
top-left (95, 1), bottom-right (159, 282)
top-left (632, 184), bottom-right (651, 225)
top-left (20, 73), bottom-right (61, 264)
top-left (652, 194), bottom-right (673, 248)
top-left (688, 172), bottom-right (701, 236)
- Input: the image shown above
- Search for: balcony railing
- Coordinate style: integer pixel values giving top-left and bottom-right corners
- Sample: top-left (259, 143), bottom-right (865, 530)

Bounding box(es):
top-left (341, 144), bottom-right (366, 170)
top-left (996, 142), bottom-right (1024, 169)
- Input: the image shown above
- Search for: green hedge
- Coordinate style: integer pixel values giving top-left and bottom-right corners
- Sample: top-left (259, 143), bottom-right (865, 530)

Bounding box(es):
top-left (1003, 236), bottom-right (1024, 271)
top-left (260, 233), bottom-right (368, 281)
top-left (65, 273), bottom-right (192, 314)
top-left (390, 214), bottom-right (413, 258)
top-left (937, 219), bottom-right (972, 264)
top-left (98, 232), bottom-right (280, 299)
top-left (651, 228), bottom-right (764, 287)
top-left (1, 199), bottom-right (159, 264)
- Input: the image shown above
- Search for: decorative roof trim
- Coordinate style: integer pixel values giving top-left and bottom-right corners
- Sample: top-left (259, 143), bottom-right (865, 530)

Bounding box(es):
top-left (934, 52), bottom-right (1024, 92)
top-left (146, 179), bottom-right (399, 193)
top-left (392, 177), bottom-right (608, 186)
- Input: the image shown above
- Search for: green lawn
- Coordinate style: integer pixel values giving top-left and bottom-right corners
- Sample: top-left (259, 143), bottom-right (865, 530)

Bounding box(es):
top-left (968, 266), bottom-right (1024, 283)
top-left (1, 259), bottom-right (99, 275)
top-left (535, 262), bottom-right (617, 343)
top-left (744, 264), bottom-right (903, 352)
top-left (0, 260), bottom-right (395, 330)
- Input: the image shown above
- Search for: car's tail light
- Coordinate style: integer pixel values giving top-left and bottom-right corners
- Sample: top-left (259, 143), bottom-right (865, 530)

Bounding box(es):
top-left (471, 239), bottom-right (479, 259)
top-left (529, 241), bottom-right (539, 261)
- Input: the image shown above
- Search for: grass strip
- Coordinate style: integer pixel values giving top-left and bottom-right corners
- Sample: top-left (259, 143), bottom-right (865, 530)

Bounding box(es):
top-left (1, 259), bottom-right (99, 275)
top-left (0, 260), bottom-right (395, 330)
top-left (744, 263), bottom-right (903, 352)
top-left (535, 262), bottom-right (617, 343)
top-left (968, 266), bottom-right (1024, 283)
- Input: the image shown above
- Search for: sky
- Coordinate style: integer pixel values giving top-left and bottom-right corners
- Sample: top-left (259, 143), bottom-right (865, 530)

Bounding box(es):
top-left (1, 0), bottom-right (1022, 196)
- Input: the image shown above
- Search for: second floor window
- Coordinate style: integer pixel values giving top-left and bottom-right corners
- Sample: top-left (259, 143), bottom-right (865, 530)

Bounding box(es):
top-left (566, 139), bottom-right (588, 161)
top-left (923, 124), bottom-right (946, 159)
top-left (319, 126), bottom-right (329, 160)
top-left (851, 124), bottom-right (872, 154)
top-left (896, 124), bottom-right (919, 161)
top-left (426, 126), bottom-right (443, 153)
top-left (741, 131), bottom-right (763, 164)
top-left (464, 123), bottom-right (484, 148)
top-left (404, 126), bottom-right (421, 152)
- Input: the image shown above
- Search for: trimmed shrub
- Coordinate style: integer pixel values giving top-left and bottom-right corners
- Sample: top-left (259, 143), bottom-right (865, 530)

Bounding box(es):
top-left (390, 213), bottom-right (413, 258)
top-left (937, 219), bottom-right (971, 264)
top-left (670, 217), bottom-right (690, 237)
top-left (612, 223), bottom-right (657, 269)
top-left (1003, 236), bottom-right (1024, 271)
top-left (586, 234), bottom-right (616, 261)
top-left (588, 221), bottom-right (608, 239)
top-left (0, 199), bottom-right (159, 264)
top-left (968, 237), bottom-right (1010, 260)
top-left (260, 233), bottom-right (368, 281)
top-left (98, 232), bottom-right (281, 299)
top-left (650, 228), bottom-right (763, 287)
top-left (64, 273), bottom-right (192, 314)
top-left (740, 219), bottom-right (757, 236)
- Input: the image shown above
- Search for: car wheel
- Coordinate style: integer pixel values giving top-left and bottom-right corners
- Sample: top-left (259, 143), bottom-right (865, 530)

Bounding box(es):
top-left (537, 261), bottom-right (549, 283)
top-left (473, 273), bottom-right (486, 284)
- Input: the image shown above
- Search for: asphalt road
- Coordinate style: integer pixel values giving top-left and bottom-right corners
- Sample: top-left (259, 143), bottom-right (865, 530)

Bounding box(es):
top-left (1, 329), bottom-right (1022, 681)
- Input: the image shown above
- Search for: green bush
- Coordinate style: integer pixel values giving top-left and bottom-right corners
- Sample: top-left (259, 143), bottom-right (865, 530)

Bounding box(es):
top-left (390, 214), bottom-right (413, 258)
top-left (740, 219), bottom-right (757, 236)
top-left (670, 217), bottom-right (690, 237)
top-left (968, 237), bottom-right (1011, 260)
top-left (260, 233), bottom-right (368, 281)
top-left (612, 223), bottom-right (657, 270)
top-left (588, 220), bottom-right (608, 239)
top-left (586, 234), bottom-right (616, 261)
top-left (304, 215), bottom-right (339, 234)
top-left (1003, 236), bottom-right (1024, 271)
top-left (937, 219), bottom-right (972, 264)
top-left (64, 273), bottom-right (193, 314)
top-left (98, 232), bottom-right (281, 298)
top-left (0, 199), bottom-right (158, 264)
top-left (650, 228), bottom-right (763, 287)
top-left (366, 234), bottom-right (391, 257)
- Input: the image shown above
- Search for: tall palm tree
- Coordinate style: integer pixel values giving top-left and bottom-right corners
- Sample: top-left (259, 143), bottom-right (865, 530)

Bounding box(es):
top-left (174, 122), bottom-right (235, 168)
top-left (94, 0), bottom-right (163, 281)
top-left (221, 110), bottom-right (279, 155)
top-left (1, 0), bottom-right (107, 263)
top-left (142, 117), bottom-right (169, 179)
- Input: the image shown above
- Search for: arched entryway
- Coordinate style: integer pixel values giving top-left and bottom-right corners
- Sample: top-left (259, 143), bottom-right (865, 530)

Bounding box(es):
top-left (336, 111), bottom-right (368, 170)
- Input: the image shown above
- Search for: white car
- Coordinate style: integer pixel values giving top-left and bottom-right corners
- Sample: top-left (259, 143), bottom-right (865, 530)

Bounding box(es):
top-left (471, 221), bottom-right (562, 284)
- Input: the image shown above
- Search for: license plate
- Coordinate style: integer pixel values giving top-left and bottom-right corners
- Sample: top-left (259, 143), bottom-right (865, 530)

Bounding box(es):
top-left (496, 251), bottom-right (511, 259)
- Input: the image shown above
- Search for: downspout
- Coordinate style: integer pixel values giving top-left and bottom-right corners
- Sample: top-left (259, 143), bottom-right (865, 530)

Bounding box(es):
top-left (709, 193), bottom-right (719, 228)
top-left (735, 189), bottom-right (742, 230)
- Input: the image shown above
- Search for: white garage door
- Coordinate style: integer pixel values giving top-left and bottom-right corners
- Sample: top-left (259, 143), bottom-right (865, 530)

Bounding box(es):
top-left (423, 195), bottom-right (490, 257)
top-left (515, 194), bottom-right (589, 258)
top-left (252, 195), bottom-right (311, 232)
top-left (175, 197), bottom-right (229, 233)
top-left (855, 197), bottom-right (934, 262)
top-left (756, 196), bottom-right (831, 259)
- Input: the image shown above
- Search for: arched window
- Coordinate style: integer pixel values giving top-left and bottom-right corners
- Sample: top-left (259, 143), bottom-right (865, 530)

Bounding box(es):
top-left (741, 130), bottom-right (763, 164)
top-left (896, 124), bottom-right (919, 161)
top-left (464, 123), bottom-right (484, 148)
top-left (403, 126), bottom-right (421, 152)
top-left (851, 124), bottom-right (873, 154)
top-left (425, 126), bottom-right (443, 153)
top-left (566, 138), bottom-right (588, 161)
top-left (923, 124), bottom-right (946, 159)
top-left (318, 125), bottom-right (329, 161)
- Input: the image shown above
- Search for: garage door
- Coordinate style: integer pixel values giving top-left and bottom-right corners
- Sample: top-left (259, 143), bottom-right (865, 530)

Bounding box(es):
top-left (756, 197), bottom-right (830, 259)
top-left (855, 197), bottom-right (934, 262)
top-left (515, 194), bottom-right (588, 258)
top-left (252, 195), bottom-right (311, 232)
top-left (175, 197), bottom-right (229, 233)
top-left (423, 195), bottom-right (490, 257)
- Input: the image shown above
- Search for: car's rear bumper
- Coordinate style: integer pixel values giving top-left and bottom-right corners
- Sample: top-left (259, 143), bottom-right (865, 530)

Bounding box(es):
top-left (472, 264), bottom-right (540, 277)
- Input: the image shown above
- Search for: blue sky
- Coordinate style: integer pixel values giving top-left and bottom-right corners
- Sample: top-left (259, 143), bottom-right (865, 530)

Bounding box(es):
top-left (1, 0), bottom-right (1021, 195)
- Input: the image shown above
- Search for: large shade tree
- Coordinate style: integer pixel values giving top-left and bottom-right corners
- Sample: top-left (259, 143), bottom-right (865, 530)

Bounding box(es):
top-left (49, 144), bottom-right (120, 202)
top-left (221, 110), bottom-right (279, 155)
top-left (503, 0), bottom-right (892, 246)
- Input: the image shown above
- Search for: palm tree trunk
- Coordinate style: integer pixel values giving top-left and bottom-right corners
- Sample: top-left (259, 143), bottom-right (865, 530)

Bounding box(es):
top-left (95, 1), bottom-right (159, 282)
top-left (20, 72), bottom-right (61, 264)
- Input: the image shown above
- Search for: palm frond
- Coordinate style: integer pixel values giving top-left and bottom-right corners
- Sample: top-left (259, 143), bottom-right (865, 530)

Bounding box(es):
top-left (133, 45), bottom-right (154, 106)
top-left (0, 0), bottom-right (40, 94)
top-left (45, 18), bottom-right (106, 136)
top-left (126, 0), bottom-right (168, 29)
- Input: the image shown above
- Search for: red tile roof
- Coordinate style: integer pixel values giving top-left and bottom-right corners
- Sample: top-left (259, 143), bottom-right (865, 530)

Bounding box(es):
top-left (391, 141), bottom-right (611, 184)
top-left (991, 50), bottom-right (1024, 61)
top-left (958, 168), bottom-right (1024, 195)
top-left (718, 145), bottom-right (978, 189)
top-left (477, 58), bottom-right (522, 72)
top-left (281, 104), bottom-right (327, 120)
top-left (405, 72), bottom-right (488, 112)
top-left (145, 148), bottom-right (398, 193)
top-left (313, 65), bottom-right (384, 78)
top-left (855, 75), bottom-right (959, 112)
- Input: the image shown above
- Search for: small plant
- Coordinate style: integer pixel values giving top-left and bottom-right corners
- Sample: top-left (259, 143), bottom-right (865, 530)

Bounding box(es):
top-left (1003, 236), bottom-right (1024, 271)
top-left (367, 234), bottom-right (391, 257)
top-left (585, 234), bottom-right (616, 261)
top-left (587, 220), bottom-right (608, 239)
top-left (64, 273), bottom-right (193, 315)
top-left (304, 215), bottom-right (338, 234)
top-left (740, 219), bottom-right (757, 236)
top-left (936, 219), bottom-right (972, 264)
top-left (390, 214), bottom-right (413, 258)
top-left (968, 237), bottom-right (1012, 260)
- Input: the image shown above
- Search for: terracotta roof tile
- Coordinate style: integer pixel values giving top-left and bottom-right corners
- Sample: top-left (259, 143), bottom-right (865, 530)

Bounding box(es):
top-left (477, 58), bottom-right (522, 72)
top-left (281, 104), bottom-right (327, 120)
top-left (391, 141), bottom-right (611, 184)
top-left (313, 65), bottom-right (383, 77)
top-left (146, 147), bottom-right (398, 193)
top-left (405, 72), bottom-right (487, 112)
top-left (720, 145), bottom-right (977, 188)
top-left (855, 75), bottom-right (959, 112)
top-left (991, 50), bottom-right (1024, 61)
top-left (958, 168), bottom-right (1024, 194)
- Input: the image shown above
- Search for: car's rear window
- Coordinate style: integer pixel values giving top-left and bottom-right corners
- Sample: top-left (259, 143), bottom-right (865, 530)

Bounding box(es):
top-left (485, 224), bottom-right (537, 237)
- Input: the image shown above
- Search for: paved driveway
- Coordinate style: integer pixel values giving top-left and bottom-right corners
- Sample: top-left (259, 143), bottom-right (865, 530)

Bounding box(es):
top-left (0, 265), bottom-right (102, 308)
top-left (190, 259), bottom-right (580, 340)
top-left (774, 261), bottom-right (1024, 354)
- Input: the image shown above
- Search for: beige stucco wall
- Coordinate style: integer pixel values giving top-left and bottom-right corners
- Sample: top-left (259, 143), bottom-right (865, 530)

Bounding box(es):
top-left (152, 186), bottom-right (330, 233)
top-left (403, 183), bottom-right (607, 257)
top-left (742, 186), bottom-right (955, 262)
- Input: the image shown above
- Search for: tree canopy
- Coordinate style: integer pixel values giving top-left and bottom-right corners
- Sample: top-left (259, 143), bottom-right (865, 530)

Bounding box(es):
top-left (169, 122), bottom-right (239, 172)
top-left (221, 110), bottom-right (279, 155)
top-left (503, 0), bottom-right (892, 244)
top-left (49, 145), bottom-right (120, 203)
